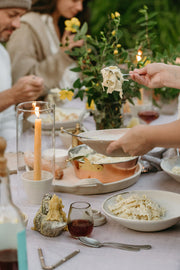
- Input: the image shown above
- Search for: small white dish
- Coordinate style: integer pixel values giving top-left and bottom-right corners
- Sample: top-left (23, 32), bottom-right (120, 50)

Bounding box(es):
top-left (92, 209), bottom-right (107, 226)
top-left (161, 156), bottom-right (180, 183)
top-left (102, 190), bottom-right (180, 232)
top-left (78, 128), bottom-right (131, 157)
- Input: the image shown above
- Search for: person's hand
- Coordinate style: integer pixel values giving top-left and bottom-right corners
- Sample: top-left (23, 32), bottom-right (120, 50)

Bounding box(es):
top-left (61, 30), bottom-right (84, 52)
top-left (106, 125), bottom-right (154, 156)
top-left (129, 63), bottom-right (167, 89)
top-left (11, 75), bottom-right (44, 104)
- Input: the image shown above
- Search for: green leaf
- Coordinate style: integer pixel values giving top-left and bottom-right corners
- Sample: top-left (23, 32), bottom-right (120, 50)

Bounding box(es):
top-left (73, 78), bottom-right (82, 88)
top-left (80, 22), bottom-right (88, 35)
top-left (70, 67), bottom-right (82, 72)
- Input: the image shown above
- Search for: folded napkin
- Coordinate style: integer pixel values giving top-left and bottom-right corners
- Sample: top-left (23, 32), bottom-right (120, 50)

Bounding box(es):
top-left (140, 148), bottom-right (178, 173)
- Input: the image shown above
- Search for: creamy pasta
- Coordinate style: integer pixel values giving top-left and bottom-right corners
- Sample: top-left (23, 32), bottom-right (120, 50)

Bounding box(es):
top-left (101, 66), bottom-right (126, 98)
top-left (171, 166), bottom-right (180, 175)
top-left (108, 194), bottom-right (165, 220)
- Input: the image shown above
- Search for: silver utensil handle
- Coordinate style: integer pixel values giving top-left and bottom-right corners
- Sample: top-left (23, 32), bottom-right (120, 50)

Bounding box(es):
top-left (104, 242), bottom-right (151, 250)
top-left (102, 243), bottom-right (140, 251)
top-left (38, 248), bottom-right (80, 270)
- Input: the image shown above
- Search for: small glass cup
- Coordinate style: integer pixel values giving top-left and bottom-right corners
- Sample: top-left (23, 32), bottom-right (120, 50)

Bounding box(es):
top-left (67, 201), bottom-right (94, 238)
top-left (130, 88), bottom-right (159, 124)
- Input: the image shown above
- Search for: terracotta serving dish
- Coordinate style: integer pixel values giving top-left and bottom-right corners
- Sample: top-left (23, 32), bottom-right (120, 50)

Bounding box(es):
top-left (68, 145), bottom-right (139, 184)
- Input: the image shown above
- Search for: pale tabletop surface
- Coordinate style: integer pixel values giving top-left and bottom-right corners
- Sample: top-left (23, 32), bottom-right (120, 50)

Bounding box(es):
top-left (7, 99), bottom-right (180, 270)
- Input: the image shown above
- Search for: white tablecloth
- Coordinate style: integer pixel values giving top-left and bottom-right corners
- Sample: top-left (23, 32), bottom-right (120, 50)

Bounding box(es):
top-left (8, 101), bottom-right (180, 270)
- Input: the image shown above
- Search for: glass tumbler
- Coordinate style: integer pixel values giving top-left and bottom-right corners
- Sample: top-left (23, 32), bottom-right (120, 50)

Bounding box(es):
top-left (68, 201), bottom-right (94, 238)
top-left (16, 101), bottom-right (55, 205)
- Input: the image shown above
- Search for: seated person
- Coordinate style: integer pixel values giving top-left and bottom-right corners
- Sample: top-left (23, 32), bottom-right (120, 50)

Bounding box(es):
top-left (0, 0), bottom-right (44, 140)
top-left (7, 0), bottom-right (89, 94)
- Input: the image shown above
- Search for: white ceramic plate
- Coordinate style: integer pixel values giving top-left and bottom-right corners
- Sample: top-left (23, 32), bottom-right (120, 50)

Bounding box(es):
top-left (53, 163), bottom-right (142, 195)
top-left (102, 190), bottom-right (180, 232)
top-left (78, 128), bottom-right (131, 157)
top-left (161, 156), bottom-right (180, 183)
top-left (27, 108), bottom-right (88, 130)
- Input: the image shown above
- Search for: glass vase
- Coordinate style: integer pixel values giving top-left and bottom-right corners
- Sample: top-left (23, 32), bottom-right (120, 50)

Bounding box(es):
top-left (16, 101), bottom-right (55, 205)
top-left (93, 101), bottom-right (124, 130)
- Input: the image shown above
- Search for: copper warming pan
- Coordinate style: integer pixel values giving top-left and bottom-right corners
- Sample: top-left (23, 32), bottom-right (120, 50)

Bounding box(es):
top-left (68, 145), bottom-right (139, 184)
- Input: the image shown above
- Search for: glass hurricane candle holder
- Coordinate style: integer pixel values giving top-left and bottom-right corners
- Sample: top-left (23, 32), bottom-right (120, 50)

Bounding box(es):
top-left (16, 101), bottom-right (55, 204)
top-left (67, 201), bottom-right (94, 238)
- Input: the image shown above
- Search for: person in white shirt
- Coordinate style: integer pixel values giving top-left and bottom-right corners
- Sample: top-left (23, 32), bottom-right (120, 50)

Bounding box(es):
top-left (0, 0), bottom-right (44, 139)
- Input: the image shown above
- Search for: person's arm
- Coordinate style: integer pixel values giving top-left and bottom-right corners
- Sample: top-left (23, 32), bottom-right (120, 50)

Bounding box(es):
top-left (0, 76), bottom-right (44, 112)
top-left (130, 63), bottom-right (180, 89)
top-left (7, 22), bottom-right (74, 90)
top-left (106, 120), bottom-right (180, 156)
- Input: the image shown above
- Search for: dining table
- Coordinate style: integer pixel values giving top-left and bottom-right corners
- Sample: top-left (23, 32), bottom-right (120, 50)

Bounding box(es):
top-left (6, 99), bottom-right (180, 270)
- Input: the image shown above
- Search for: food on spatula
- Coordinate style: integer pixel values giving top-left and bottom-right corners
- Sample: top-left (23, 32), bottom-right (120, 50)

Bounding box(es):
top-left (24, 152), bottom-right (63, 179)
top-left (33, 193), bottom-right (67, 237)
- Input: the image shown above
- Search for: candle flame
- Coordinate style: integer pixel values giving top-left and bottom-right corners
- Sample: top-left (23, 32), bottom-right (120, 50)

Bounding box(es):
top-left (32, 101), bottom-right (36, 109)
top-left (35, 106), bottom-right (40, 118)
top-left (32, 102), bottom-right (40, 118)
top-left (136, 49), bottom-right (143, 62)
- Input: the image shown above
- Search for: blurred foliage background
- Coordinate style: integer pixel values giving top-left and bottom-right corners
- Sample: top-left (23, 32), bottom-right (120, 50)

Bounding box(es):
top-left (88, 0), bottom-right (180, 54)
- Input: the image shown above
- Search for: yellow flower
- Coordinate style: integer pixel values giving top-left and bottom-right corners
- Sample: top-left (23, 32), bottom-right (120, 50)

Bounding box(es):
top-left (65, 17), bottom-right (81, 33)
top-left (117, 44), bottom-right (121, 48)
top-left (85, 88), bottom-right (89, 91)
top-left (115, 12), bottom-right (120, 17)
top-left (86, 100), bottom-right (95, 110)
top-left (87, 48), bottom-right (92, 53)
top-left (59, 90), bottom-right (74, 101)
top-left (86, 34), bottom-right (91, 38)
top-left (112, 30), bottom-right (116, 36)
top-left (114, 49), bottom-right (118, 55)
top-left (111, 13), bottom-right (115, 19)
top-left (143, 56), bottom-right (151, 66)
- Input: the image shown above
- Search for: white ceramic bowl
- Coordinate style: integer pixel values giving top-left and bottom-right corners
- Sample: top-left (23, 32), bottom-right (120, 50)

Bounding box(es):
top-left (102, 190), bottom-right (180, 232)
top-left (161, 156), bottom-right (180, 183)
top-left (78, 128), bottom-right (131, 157)
top-left (21, 170), bottom-right (53, 204)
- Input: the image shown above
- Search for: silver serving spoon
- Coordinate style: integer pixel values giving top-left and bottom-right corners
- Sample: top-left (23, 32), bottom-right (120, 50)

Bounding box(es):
top-left (78, 237), bottom-right (151, 251)
top-left (60, 127), bottom-right (92, 140)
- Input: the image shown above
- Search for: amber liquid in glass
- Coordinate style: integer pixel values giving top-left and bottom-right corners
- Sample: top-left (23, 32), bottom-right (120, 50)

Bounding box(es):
top-left (0, 249), bottom-right (18, 270)
top-left (138, 110), bottom-right (159, 124)
top-left (68, 219), bottom-right (93, 237)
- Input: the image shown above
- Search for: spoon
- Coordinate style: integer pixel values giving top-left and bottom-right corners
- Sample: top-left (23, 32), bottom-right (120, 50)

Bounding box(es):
top-left (78, 237), bottom-right (151, 251)
top-left (60, 127), bottom-right (92, 140)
